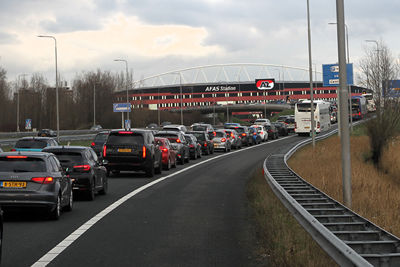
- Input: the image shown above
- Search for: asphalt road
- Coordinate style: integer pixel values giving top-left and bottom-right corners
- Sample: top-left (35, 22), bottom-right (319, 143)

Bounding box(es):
top-left (3, 134), bottom-right (307, 267)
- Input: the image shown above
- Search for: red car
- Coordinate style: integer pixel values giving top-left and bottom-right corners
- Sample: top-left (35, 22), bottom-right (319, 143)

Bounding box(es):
top-left (155, 137), bottom-right (178, 170)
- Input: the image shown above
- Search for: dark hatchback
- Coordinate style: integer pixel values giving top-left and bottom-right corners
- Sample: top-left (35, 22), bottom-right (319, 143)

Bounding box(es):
top-left (0, 152), bottom-right (73, 220)
top-left (103, 129), bottom-right (162, 177)
top-left (13, 137), bottom-right (58, 152)
top-left (154, 131), bottom-right (190, 165)
top-left (90, 131), bottom-right (110, 156)
top-left (186, 131), bottom-right (214, 155)
top-left (43, 146), bottom-right (108, 200)
top-left (272, 122), bottom-right (289, 136)
top-left (184, 134), bottom-right (202, 160)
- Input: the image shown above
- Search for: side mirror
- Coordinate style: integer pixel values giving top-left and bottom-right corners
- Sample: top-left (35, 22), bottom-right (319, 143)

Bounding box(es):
top-left (102, 159), bottom-right (108, 165)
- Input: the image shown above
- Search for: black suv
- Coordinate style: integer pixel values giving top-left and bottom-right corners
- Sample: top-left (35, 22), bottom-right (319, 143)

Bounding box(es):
top-left (154, 131), bottom-right (190, 165)
top-left (186, 131), bottom-right (214, 155)
top-left (43, 146), bottom-right (108, 200)
top-left (102, 129), bottom-right (162, 177)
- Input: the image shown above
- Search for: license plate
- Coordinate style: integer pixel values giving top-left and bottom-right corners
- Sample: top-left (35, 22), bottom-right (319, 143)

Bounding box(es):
top-left (118, 148), bottom-right (132, 153)
top-left (214, 143), bottom-right (218, 147)
top-left (1, 181), bottom-right (27, 188)
top-left (304, 126), bottom-right (310, 129)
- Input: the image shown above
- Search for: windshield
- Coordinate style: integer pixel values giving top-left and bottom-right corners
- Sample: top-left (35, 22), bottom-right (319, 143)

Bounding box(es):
top-left (0, 157), bottom-right (47, 172)
top-left (192, 125), bottom-right (207, 131)
top-left (15, 140), bottom-right (48, 149)
top-left (297, 103), bottom-right (317, 112)
top-left (215, 132), bottom-right (225, 138)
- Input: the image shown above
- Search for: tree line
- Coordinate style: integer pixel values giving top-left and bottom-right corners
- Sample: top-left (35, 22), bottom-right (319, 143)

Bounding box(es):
top-left (0, 68), bottom-right (205, 132)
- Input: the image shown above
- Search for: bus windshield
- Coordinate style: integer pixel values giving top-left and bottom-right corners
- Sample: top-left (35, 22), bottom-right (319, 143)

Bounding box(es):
top-left (296, 103), bottom-right (317, 112)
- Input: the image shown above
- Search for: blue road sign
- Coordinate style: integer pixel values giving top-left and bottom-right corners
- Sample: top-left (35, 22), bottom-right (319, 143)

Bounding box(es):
top-left (113, 103), bottom-right (131, 112)
top-left (384, 80), bottom-right (400, 98)
top-left (322, 63), bottom-right (354, 87)
top-left (25, 119), bottom-right (32, 130)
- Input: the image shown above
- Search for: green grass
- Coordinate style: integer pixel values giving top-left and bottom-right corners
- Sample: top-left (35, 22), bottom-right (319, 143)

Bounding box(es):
top-left (246, 169), bottom-right (337, 266)
top-left (350, 122), bottom-right (367, 136)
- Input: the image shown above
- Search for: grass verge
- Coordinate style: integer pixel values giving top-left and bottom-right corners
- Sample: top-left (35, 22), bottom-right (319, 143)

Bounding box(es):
top-left (288, 134), bottom-right (400, 238)
top-left (246, 169), bottom-right (337, 266)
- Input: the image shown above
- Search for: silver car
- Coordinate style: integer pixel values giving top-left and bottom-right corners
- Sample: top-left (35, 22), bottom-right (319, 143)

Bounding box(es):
top-left (212, 130), bottom-right (231, 152)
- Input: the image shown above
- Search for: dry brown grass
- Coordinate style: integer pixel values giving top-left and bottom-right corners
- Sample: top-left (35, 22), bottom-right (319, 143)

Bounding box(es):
top-left (288, 135), bottom-right (400, 236)
top-left (247, 170), bottom-right (336, 266)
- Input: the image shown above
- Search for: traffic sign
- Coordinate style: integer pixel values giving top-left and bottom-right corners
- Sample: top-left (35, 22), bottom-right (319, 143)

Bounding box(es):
top-left (124, 119), bottom-right (131, 129)
top-left (113, 103), bottom-right (131, 112)
top-left (322, 63), bottom-right (354, 87)
top-left (385, 80), bottom-right (400, 98)
top-left (25, 119), bottom-right (32, 130)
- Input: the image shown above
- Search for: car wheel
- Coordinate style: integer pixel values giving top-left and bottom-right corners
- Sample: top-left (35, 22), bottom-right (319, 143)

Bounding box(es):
top-left (155, 158), bottom-right (162, 174)
top-left (165, 158), bottom-right (171, 170)
top-left (98, 176), bottom-right (108, 195)
top-left (173, 156), bottom-right (177, 168)
top-left (106, 168), bottom-right (110, 177)
top-left (146, 160), bottom-right (155, 177)
top-left (185, 153), bottom-right (190, 163)
top-left (64, 189), bottom-right (73, 212)
top-left (49, 194), bottom-right (61, 220)
top-left (87, 179), bottom-right (96, 201)
top-left (198, 150), bottom-right (202, 158)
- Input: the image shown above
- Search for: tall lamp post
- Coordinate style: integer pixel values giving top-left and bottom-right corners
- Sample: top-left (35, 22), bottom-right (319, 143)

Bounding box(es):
top-left (114, 59), bottom-right (130, 127)
top-left (16, 73), bottom-right (29, 132)
top-left (306, 0), bottom-right (316, 147)
top-left (38, 35), bottom-right (59, 142)
top-left (329, 22), bottom-right (353, 131)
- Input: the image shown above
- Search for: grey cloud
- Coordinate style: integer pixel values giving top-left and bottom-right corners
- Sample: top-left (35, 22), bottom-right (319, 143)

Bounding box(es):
top-left (0, 31), bottom-right (19, 44)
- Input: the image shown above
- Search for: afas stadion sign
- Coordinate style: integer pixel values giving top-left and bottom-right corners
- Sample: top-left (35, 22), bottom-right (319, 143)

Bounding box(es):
top-left (255, 79), bottom-right (275, 90)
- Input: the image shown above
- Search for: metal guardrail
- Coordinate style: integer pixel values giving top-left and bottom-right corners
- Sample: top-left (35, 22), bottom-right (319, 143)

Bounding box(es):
top-left (263, 126), bottom-right (400, 266)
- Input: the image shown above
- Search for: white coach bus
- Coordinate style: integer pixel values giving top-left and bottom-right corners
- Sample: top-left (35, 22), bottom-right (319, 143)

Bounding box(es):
top-left (295, 100), bottom-right (331, 135)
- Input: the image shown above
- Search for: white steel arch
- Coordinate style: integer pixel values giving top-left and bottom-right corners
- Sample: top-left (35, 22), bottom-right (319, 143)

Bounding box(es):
top-left (131, 63), bottom-right (322, 88)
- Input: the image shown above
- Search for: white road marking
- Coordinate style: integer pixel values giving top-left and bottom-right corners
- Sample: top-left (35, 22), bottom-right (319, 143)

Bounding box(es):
top-left (31, 135), bottom-right (293, 266)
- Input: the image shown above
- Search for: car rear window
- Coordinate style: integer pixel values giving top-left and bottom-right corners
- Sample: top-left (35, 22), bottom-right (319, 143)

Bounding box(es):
top-left (215, 132), bottom-right (225, 138)
top-left (15, 140), bottom-right (48, 149)
top-left (285, 118), bottom-right (295, 123)
top-left (192, 125), bottom-right (207, 131)
top-left (0, 157), bottom-right (47, 172)
top-left (190, 132), bottom-right (205, 141)
top-left (155, 134), bottom-right (179, 142)
top-left (48, 152), bottom-right (83, 167)
top-left (107, 133), bottom-right (144, 145)
top-left (94, 133), bottom-right (108, 142)
top-left (232, 128), bottom-right (244, 133)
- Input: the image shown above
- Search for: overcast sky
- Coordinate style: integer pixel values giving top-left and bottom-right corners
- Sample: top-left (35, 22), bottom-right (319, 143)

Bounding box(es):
top-left (0, 0), bottom-right (399, 87)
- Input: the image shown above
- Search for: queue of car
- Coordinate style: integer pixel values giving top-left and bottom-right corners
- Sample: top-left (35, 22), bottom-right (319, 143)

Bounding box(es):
top-left (0, 119), bottom-right (292, 221)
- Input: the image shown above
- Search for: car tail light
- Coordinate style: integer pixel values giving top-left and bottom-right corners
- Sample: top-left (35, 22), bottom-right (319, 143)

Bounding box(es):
top-left (242, 133), bottom-right (246, 137)
top-left (142, 146), bottom-right (146, 158)
top-left (73, 165), bottom-right (91, 172)
top-left (91, 142), bottom-right (95, 146)
top-left (162, 148), bottom-right (168, 152)
top-left (294, 122), bottom-right (297, 129)
top-left (358, 112), bottom-right (361, 116)
top-left (253, 133), bottom-right (257, 136)
top-left (176, 139), bottom-right (181, 143)
top-left (221, 138), bottom-right (226, 142)
top-left (189, 144), bottom-right (194, 148)
top-left (204, 143), bottom-right (207, 147)
top-left (317, 122), bottom-right (320, 129)
top-left (6, 155), bottom-right (27, 158)
top-left (10, 148), bottom-right (16, 151)
top-left (118, 131), bottom-right (133, 134)
top-left (103, 145), bottom-right (107, 158)
top-left (32, 177), bottom-right (54, 184)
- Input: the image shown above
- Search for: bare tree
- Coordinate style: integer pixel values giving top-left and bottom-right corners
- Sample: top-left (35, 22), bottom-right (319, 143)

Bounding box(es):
top-left (358, 41), bottom-right (400, 166)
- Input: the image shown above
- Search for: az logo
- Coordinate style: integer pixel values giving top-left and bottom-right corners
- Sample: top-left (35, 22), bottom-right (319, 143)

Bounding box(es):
top-left (256, 79), bottom-right (275, 90)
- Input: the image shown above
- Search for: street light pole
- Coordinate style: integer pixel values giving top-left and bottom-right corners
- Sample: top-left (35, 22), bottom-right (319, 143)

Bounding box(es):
top-left (16, 73), bottom-right (28, 132)
top-left (93, 83), bottom-right (96, 127)
top-left (38, 35), bottom-right (59, 142)
top-left (306, 0), bottom-right (316, 147)
top-left (114, 59), bottom-right (130, 128)
top-left (329, 22), bottom-right (353, 131)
